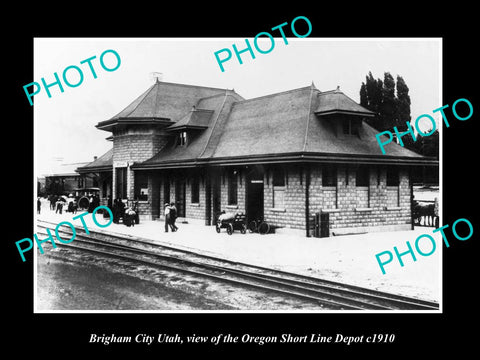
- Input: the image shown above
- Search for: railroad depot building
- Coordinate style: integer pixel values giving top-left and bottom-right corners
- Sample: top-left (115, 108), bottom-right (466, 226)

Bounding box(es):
top-left (77, 80), bottom-right (437, 236)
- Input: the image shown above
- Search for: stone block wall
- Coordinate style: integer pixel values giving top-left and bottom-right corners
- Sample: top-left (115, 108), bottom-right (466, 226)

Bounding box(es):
top-left (112, 126), bottom-right (170, 201)
top-left (185, 175), bottom-right (206, 220)
top-left (219, 170), bottom-right (246, 215)
top-left (309, 165), bottom-right (411, 234)
top-left (257, 164), bottom-right (412, 234)
top-left (264, 168), bottom-right (306, 230)
top-left (123, 163), bottom-right (412, 235)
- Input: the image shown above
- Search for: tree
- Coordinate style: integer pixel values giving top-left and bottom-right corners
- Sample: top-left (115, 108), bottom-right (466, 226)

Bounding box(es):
top-left (359, 71), bottom-right (439, 159)
top-left (360, 82), bottom-right (368, 110)
top-left (360, 71), bottom-right (410, 132)
top-left (395, 75), bottom-right (415, 148)
top-left (417, 129), bottom-right (439, 159)
top-left (380, 72), bottom-right (397, 129)
top-left (395, 75), bottom-right (411, 124)
top-left (361, 71), bottom-right (384, 130)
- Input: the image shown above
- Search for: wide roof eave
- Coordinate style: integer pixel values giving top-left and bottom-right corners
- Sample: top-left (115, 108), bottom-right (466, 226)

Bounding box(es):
top-left (131, 152), bottom-right (438, 170)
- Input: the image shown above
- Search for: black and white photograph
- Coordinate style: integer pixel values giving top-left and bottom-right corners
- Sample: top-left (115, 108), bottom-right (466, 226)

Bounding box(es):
top-left (7, 8), bottom-right (478, 356)
top-left (33, 38), bottom-right (441, 312)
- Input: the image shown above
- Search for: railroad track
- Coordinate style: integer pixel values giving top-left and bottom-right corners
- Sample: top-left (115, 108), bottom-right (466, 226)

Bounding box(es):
top-left (36, 219), bottom-right (439, 311)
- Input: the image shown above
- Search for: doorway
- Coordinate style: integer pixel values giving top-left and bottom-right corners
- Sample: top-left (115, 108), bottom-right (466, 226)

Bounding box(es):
top-left (175, 179), bottom-right (186, 218)
top-left (246, 166), bottom-right (264, 223)
top-left (162, 178), bottom-right (170, 215)
top-left (212, 177), bottom-right (221, 221)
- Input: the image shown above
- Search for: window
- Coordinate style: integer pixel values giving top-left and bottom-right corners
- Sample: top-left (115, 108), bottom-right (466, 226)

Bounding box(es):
top-left (272, 167), bottom-right (285, 209)
top-left (228, 170), bottom-right (238, 205)
top-left (191, 175), bottom-right (199, 203)
top-left (115, 167), bottom-right (127, 199)
top-left (386, 167), bottom-right (399, 186)
top-left (272, 168), bottom-right (285, 187)
top-left (342, 118), bottom-right (359, 136)
top-left (134, 172), bottom-right (148, 201)
top-left (386, 167), bottom-right (400, 207)
top-left (179, 131), bottom-right (187, 146)
top-left (322, 165), bottom-right (337, 187)
top-left (356, 165), bottom-right (369, 187)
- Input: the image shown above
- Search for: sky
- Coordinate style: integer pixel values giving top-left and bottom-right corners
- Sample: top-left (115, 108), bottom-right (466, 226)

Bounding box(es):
top-left (34, 38), bottom-right (441, 176)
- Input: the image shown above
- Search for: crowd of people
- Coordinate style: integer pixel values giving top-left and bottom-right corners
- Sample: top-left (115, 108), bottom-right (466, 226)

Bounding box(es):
top-left (38, 194), bottom-right (182, 233)
top-left (111, 198), bottom-right (139, 227)
top-left (39, 194), bottom-right (101, 215)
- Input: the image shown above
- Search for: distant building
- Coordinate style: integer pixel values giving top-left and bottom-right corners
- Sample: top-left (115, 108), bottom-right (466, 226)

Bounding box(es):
top-left (44, 160), bottom-right (97, 195)
top-left (77, 80), bottom-right (438, 236)
top-left (37, 176), bottom-right (46, 196)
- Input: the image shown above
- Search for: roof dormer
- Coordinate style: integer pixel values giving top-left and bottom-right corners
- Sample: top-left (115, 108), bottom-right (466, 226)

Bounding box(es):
top-left (314, 86), bottom-right (375, 139)
top-left (165, 107), bottom-right (214, 147)
top-left (315, 86), bottom-right (375, 117)
top-left (166, 107), bottom-right (214, 132)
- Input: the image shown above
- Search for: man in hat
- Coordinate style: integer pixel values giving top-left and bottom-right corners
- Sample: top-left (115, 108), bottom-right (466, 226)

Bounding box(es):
top-left (169, 202), bottom-right (178, 232)
top-left (164, 202), bottom-right (171, 232)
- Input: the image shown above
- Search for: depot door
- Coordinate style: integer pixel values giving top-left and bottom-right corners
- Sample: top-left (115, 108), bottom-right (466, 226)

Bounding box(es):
top-left (246, 166), bottom-right (264, 223)
top-left (205, 174), bottom-right (221, 225)
top-left (212, 177), bottom-right (221, 220)
top-left (175, 180), bottom-right (186, 218)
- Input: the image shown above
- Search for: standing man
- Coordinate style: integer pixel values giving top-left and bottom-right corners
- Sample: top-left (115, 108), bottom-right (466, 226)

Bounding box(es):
top-left (169, 202), bottom-right (178, 232)
top-left (164, 202), bottom-right (171, 232)
top-left (37, 197), bottom-right (41, 214)
top-left (55, 199), bottom-right (63, 214)
top-left (50, 195), bottom-right (57, 210)
top-left (113, 199), bottom-right (119, 223)
top-left (133, 197), bottom-right (140, 224)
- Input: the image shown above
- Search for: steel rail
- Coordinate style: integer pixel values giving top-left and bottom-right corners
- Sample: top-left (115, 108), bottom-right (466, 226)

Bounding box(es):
top-left (37, 220), bottom-right (439, 311)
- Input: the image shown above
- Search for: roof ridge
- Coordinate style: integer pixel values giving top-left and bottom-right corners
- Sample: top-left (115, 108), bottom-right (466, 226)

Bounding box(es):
top-left (302, 85), bottom-right (316, 152)
top-left (232, 85), bottom-right (314, 105)
top-left (318, 88), bottom-right (342, 95)
top-left (198, 93), bottom-right (229, 158)
top-left (196, 91), bottom-right (235, 102)
top-left (192, 108), bottom-right (215, 112)
top-left (122, 82), bottom-right (158, 118)
top-left (156, 80), bottom-right (230, 92)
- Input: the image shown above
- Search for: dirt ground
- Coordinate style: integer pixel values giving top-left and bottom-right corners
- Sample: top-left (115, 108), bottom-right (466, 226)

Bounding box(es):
top-left (36, 249), bottom-right (330, 311)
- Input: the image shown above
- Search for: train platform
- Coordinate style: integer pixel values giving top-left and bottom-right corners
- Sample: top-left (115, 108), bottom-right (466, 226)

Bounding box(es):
top-left (36, 203), bottom-right (441, 304)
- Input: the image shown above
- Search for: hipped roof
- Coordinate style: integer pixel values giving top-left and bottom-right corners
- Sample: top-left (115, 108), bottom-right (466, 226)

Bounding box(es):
top-left (80, 80), bottom-right (436, 173)
top-left (139, 92), bottom-right (244, 165)
top-left (96, 81), bottom-right (240, 131)
top-left (76, 148), bottom-right (113, 173)
top-left (135, 84), bottom-right (433, 169)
